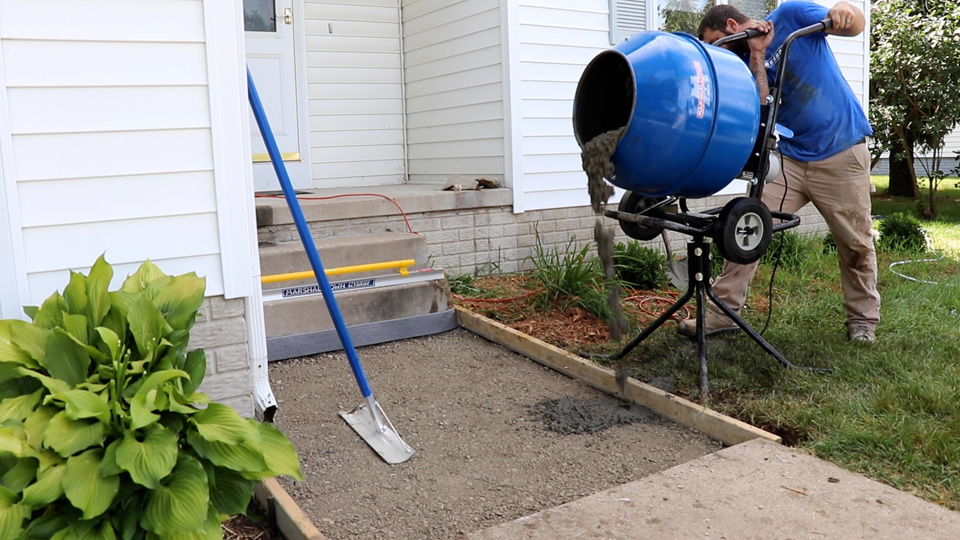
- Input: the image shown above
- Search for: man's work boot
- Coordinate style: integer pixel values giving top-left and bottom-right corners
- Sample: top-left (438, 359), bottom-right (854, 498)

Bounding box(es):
top-left (677, 310), bottom-right (739, 338)
top-left (848, 325), bottom-right (875, 343)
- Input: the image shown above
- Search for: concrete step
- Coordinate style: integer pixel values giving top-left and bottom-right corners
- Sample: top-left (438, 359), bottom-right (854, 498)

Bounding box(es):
top-left (259, 231), bottom-right (428, 287)
top-left (259, 231), bottom-right (455, 360)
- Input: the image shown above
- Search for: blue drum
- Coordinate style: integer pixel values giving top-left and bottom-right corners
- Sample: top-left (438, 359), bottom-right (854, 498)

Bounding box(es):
top-left (573, 31), bottom-right (760, 198)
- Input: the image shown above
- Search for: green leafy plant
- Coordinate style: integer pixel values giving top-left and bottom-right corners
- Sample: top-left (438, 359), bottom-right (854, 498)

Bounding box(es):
top-left (448, 274), bottom-right (484, 297)
top-left (821, 231), bottom-right (838, 253)
top-left (525, 235), bottom-right (610, 318)
top-left (708, 241), bottom-right (725, 279)
top-left (760, 231), bottom-right (814, 269)
top-left (0, 256), bottom-right (302, 540)
top-left (612, 241), bottom-right (668, 290)
top-left (878, 213), bottom-right (931, 252)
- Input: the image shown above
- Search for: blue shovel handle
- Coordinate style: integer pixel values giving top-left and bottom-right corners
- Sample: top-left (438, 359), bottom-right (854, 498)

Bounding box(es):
top-left (247, 68), bottom-right (373, 399)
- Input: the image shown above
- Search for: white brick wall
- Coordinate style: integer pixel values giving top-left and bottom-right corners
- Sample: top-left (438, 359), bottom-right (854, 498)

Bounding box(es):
top-left (190, 296), bottom-right (253, 416)
top-left (258, 198), bottom-right (827, 277)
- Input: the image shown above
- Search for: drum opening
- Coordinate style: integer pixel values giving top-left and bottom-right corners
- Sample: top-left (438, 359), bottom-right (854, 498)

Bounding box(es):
top-left (573, 51), bottom-right (634, 147)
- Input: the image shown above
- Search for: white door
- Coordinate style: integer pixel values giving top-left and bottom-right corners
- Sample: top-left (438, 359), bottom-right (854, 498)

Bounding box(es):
top-left (245, 0), bottom-right (310, 191)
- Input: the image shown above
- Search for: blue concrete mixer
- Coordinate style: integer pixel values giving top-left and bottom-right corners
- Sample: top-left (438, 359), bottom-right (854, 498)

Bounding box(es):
top-left (573, 31), bottom-right (760, 199)
top-left (572, 21), bottom-right (835, 265)
top-left (576, 20), bottom-right (837, 382)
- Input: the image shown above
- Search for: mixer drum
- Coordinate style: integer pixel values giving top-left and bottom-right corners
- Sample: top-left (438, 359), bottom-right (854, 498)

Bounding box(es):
top-left (573, 31), bottom-right (761, 198)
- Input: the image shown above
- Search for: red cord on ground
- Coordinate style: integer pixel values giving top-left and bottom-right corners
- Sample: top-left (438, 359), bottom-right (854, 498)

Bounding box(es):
top-left (255, 192), bottom-right (417, 234)
top-left (452, 290), bottom-right (540, 303)
top-left (623, 289), bottom-right (691, 321)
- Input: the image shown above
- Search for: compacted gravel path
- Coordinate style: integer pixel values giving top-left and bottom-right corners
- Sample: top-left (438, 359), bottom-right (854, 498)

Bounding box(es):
top-left (269, 329), bottom-right (721, 539)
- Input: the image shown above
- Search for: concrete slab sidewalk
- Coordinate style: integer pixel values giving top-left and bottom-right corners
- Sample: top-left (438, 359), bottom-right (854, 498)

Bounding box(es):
top-left (466, 438), bottom-right (960, 539)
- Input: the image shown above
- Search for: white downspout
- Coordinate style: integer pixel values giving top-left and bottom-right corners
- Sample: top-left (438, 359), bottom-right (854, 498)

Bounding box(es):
top-left (501, 0), bottom-right (524, 213)
top-left (398, 0), bottom-right (410, 183)
top-left (247, 283), bottom-right (278, 422)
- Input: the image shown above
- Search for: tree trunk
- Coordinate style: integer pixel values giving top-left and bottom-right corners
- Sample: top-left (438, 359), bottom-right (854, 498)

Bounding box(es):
top-left (888, 137), bottom-right (919, 198)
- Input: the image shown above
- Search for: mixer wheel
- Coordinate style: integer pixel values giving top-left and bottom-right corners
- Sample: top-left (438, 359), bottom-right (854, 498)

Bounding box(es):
top-left (617, 192), bottom-right (665, 241)
top-left (714, 197), bottom-right (772, 264)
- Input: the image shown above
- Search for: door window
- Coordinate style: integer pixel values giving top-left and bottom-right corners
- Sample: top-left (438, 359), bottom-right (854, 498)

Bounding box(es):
top-left (244, 0), bottom-right (276, 33)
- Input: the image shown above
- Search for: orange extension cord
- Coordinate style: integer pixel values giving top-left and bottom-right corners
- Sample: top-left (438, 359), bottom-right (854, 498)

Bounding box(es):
top-left (255, 192), bottom-right (417, 235)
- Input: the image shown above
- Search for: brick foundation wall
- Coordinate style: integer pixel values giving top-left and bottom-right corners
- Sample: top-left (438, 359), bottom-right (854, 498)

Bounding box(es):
top-left (258, 197), bottom-right (828, 277)
top-left (189, 296), bottom-right (253, 416)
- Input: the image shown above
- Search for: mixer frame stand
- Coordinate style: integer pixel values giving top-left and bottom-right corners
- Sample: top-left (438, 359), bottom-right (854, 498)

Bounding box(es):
top-left (598, 211), bottom-right (832, 401)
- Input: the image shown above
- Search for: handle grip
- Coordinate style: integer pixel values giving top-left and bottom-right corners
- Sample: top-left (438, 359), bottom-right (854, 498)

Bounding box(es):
top-left (712, 26), bottom-right (766, 47)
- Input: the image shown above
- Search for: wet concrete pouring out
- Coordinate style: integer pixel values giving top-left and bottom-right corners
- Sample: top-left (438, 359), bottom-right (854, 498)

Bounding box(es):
top-left (270, 329), bottom-right (721, 539)
top-left (582, 127), bottom-right (629, 344)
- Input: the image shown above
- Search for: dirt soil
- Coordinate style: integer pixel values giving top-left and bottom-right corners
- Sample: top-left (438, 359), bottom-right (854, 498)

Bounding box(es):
top-left (269, 329), bottom-right (722, 540)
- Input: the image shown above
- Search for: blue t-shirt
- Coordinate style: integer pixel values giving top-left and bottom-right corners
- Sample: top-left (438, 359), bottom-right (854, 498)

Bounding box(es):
top-left (764, 1), bottom-right (872, 161)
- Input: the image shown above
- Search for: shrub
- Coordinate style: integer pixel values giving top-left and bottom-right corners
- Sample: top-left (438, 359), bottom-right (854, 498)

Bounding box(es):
top-left (822, 231), bottom-right (837, 253)
top-left (878, 213), bottom-right (930, 252)
top-left (706, 241), bottom-right (723, 279)
top-left (613, 241), bottom-right (668, 290)
top-left (448, 274), bottom-right (482, 297)
top-left (525, 235), bottom-right (610, 318)
top-left (0, 256), bottom-right (302, 539)
top-left (760, 231), bottom-right (813, 269)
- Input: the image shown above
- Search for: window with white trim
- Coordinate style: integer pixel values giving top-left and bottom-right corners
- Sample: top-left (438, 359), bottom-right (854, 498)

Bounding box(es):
top-left (609, 0), bottom-right (650, 44)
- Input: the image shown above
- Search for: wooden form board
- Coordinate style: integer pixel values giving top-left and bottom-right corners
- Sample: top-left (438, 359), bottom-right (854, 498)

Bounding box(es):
top-left (255, 478), bottom-right (330, 540)
top-left (455, 306), bottom-right (781, 447)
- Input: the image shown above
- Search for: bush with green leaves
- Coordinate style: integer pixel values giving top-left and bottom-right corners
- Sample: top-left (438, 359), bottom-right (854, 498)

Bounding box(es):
top-left (0, 256), bottom-right (302, 540)
top-left (612, 241), bottom-right (668, 290)
top-left (821, 231), bottom-right (837, 253)
top-left (878, 213), bottom-right (930, 252)
top-left (760, 231), bottom-right (814, 269)
top-left (525, 235), bottom-right (610, 318)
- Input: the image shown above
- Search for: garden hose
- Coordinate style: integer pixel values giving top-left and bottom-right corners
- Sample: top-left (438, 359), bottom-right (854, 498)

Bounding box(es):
top-left (888, 254), bottom-right (955, 286)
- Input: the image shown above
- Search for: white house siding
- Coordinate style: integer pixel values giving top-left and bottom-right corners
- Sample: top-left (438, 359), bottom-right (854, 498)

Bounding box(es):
top-left (821, 0), bottom-right (870, 111)
top-left (873, 127), bottom-right (960, 176)
top-left (515, 0), bottom-right (617, 211)
top-left (0, 0), bottom-right (260, 415)
top-left (402, 0), bottom-right (506, 184)
top-left (304, 0), bottom-right (407, 188)
top-left (0, 0), bottom-right (225, 302)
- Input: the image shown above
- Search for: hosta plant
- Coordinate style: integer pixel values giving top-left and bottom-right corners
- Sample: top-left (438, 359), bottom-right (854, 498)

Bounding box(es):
top-left (0, 256), bottom-right (302, 540)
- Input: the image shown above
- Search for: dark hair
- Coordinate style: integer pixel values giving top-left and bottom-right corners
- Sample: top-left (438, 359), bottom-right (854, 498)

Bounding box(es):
top-left (697, 5), bottom-right (749, 40)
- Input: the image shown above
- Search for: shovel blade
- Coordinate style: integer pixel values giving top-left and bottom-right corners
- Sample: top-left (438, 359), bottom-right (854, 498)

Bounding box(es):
top-left (667, 257), bottom-right (689, 290)
top-left (339, 399), bottom-right (415, 464)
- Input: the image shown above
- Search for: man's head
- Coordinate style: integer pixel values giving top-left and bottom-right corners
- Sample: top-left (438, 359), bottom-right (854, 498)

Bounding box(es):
top-left (697, 5), bottom-right (749, 43)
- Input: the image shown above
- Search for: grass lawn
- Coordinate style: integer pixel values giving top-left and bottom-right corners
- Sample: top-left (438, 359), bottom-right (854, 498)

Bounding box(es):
top-left (608, 175), bottom-right (960, 508)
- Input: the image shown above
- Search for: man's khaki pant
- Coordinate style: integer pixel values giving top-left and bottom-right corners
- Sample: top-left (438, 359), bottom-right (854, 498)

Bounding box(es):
top-left (709, 142), bottom-right (880, 332)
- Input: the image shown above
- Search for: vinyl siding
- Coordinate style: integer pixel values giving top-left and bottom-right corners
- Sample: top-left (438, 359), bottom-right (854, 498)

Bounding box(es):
top-left (938, 129), bottom-right (960, 156)
top-left (822, 0), bottom-right (869, 111)
top-left (402, 0), bottom-right (505, 183)
top-left (304, 0), bottom-right (407, 187)
top-left (0, 0), bottom-right (224, 305)
top-left (516, 0), bottom-right (614, 211)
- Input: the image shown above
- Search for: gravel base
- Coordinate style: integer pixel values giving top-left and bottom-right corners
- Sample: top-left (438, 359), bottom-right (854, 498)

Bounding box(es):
top-left (269, 329), bottom-right (721, 539)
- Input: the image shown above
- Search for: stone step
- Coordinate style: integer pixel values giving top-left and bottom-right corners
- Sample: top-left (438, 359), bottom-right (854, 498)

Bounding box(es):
top-left (258, 231), bottom-right (454, 360)
top-left (263, 280), bottom-right (456, 360)
top-left (259, 231), bottom-right (428, 287)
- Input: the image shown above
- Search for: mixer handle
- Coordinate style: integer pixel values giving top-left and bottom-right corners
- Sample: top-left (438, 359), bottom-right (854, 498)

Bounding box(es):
top-left (713, 18), bottom-right (832, 48)
top-left (712, 27), bottom-right (766, 48)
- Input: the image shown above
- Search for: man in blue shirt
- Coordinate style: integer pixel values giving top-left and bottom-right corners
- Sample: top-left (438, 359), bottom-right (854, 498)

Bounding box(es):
top-left (678, 1), bottom-right (879, 343)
